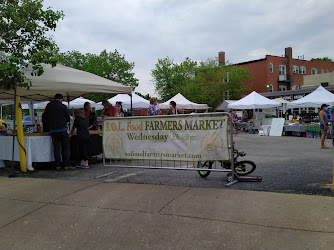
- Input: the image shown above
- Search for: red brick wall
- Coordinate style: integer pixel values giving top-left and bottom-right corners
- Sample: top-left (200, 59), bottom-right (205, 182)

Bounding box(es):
top-left (238, 55), bottom-right (334, 93)
top-left (267, 56), bottom-right (290, 91)
top-left (239, 59), bottom-right (268, 93)
top-left (133, 109), bottom-right (147, 116)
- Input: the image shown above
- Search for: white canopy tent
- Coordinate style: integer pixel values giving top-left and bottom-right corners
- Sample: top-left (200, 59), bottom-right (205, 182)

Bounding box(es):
top-left (21, 101), bottom-right (64, 110)
top-left (95, 93), bottom-right (149, 111)
top-left (159, 93), bottom-right (209, 110)
top-left (228, 92), bottom-right (282, 131)
top-left (286, 86), bottom-right (334, 109)
top-left (273, 98), bottom-right (289, 104)
top-left (216, 100), bottom-right (237, 111)
top-left (0, 64), bottom-right (131, 102)
top-left (0, 64), bottom-right (131, 126)
top-left (21, 97), bottom-right (95, 110)
top-left (273, 98), bottom-right (289, 116)
top-left (228, 91), bottom-right (282, 110)
top-left (68, 97), bottom-right (96, 109)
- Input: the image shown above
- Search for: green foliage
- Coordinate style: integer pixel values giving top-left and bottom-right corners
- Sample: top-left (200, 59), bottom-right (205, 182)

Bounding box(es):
top-left (0, 0), bottom-right (64, 90)
top-left (151, 57), bottom-right (251, 109)
top-left (151, 57), bottom-right (197, 100)
top-left (59, 49), bottom-right (139, 90)
top-left (310, 57), bottom-right (333, 62)
top-left (1, 104), bottom-right (14, 119)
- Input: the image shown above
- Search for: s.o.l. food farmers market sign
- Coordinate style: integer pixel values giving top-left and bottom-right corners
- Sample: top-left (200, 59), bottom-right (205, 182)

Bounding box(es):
top-left (102, 113), bottom-right (230, 161)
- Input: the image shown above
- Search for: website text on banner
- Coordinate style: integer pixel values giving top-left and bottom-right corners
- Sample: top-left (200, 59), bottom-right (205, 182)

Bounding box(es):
top-left (103, 113), bottom-right (230, 161)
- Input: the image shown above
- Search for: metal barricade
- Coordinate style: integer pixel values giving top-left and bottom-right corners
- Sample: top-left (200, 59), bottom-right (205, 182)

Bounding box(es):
top-left (102, 112), bottom-right (237, 185)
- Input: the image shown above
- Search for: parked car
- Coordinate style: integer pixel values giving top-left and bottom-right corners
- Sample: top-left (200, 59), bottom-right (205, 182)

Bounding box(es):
top-left (22, 115), bottom-right (32, 130)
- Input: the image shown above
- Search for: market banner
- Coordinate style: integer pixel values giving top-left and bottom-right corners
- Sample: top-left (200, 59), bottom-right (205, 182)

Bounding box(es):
top-left (103, 113), bottom-right (230, 161)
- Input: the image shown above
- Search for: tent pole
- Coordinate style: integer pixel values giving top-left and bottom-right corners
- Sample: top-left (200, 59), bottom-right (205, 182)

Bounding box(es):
top-left (29, 101), bottom-right (34, 126)
top-left (15, 95), bottom-right (27, 172)
top-left (67, 94), bottom-right (71, 130)
top-left (130, 92), bottom-right (133, 116)
top-left (11, 88), bottom-right (17, 173)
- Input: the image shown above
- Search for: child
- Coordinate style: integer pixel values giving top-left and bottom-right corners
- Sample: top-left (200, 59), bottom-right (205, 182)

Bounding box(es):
top-left (70, 109), bottom-right (90, 168)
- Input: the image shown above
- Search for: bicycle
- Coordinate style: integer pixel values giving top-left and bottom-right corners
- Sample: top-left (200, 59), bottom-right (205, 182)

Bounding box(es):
top-left (197, 148), bottom-right (256, 178)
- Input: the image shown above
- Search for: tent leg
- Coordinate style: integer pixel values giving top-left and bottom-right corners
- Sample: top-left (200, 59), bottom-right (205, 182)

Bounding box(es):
top-left (130, 93), bottom-right (133, 116)
top-left (15, 96), bottom-right (27, 173)
top-left (10, 89), bottom-right (17, 175)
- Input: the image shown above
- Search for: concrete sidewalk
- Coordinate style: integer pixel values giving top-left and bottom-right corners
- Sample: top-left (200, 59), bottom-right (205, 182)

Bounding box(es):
top-left (0, 176), bottom-right (334, 249)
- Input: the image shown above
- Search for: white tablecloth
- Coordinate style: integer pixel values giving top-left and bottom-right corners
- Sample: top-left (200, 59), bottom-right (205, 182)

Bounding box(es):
top-left (0, 136), bottom-right (54, 171)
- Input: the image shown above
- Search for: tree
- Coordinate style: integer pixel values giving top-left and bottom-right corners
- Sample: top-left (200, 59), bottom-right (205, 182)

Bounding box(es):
top-left (0, 0), bottom-right (64, 90)
top-left (151, 57), bottom-right (251, 109)
top-left (60, 49), bottom-right (139, 89)
top-left (180, 59), bottom-right (251, 109)
top-left (310, 57), bottom-right (333, 62)
top-left (151, 57), bottom-right (197, 100)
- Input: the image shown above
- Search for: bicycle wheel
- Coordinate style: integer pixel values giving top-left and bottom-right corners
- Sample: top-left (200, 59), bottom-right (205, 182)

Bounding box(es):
top-left (197, 161), bottom-right (213, 178)
top-left (234, 160), bottom-right (256, 176)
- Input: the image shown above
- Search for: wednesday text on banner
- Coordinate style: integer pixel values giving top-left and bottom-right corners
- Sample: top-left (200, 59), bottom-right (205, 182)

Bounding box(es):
top-left (102, 113), bottom-right (230, 161)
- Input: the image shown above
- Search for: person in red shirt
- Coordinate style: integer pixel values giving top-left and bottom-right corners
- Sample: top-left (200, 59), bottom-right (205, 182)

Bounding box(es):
top-left (101, 100), bottom-right (119, 119)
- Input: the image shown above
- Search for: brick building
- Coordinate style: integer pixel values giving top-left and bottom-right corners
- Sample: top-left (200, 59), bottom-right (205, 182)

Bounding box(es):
top-left (219, 47), bottom-right (334, 94)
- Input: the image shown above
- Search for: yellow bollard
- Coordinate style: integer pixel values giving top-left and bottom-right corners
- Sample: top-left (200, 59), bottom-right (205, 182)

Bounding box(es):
top-left (15, 96), bottom-right (27, 172)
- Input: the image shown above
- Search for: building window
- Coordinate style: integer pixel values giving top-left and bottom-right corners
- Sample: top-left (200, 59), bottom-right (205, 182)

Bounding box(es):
top-left (311, 68), bottom-right (317, 75)
top-left (321, 69), bottom-right (324, 74)
top-left (269, 84), bottom-right (274, 92)
top-left (279, 65), bottom-right (286, 75)
top-left (293, 65), bottom-right (299, 74)
top-left (224, 90), bottom-right (230, 100)
top-left (223, 72), bottom-right (230, 83)
top-left (300, 66), bottom-right (306, 74)
top-left (279, 85), bottom-right (287, 91)
top-left (292, 85), bottom-right (300, 90)
top-left (269, 63), bottom-right (273, 73)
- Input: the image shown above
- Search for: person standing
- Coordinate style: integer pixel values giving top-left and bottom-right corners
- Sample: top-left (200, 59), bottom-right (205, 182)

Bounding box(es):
top-left (147, 97), bottom-right (159, 116)
top-left (167, 101), bottom-right (178, 115)
top-left (242, 110), bottom-right (248, 122)
top-left (44, 94), bottom-right (75, 170)
top-left (116, 101), bottom-right (126, 117)
top-left (101, 100), bottom-right (119, 119)
top-left (319, 104), bottom-right (329, 149)
top-left (70, 109), bottom-right (90, 169)
top-left (84, 102), bottom-right (98, 130)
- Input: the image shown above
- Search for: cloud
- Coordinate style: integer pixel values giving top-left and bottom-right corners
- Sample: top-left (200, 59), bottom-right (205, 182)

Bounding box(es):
top-left (44, 0), bottom-right (334, 97)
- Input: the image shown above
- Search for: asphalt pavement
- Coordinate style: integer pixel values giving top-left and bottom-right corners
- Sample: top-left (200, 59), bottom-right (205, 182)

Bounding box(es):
top-left (1, 132), bottom-right (333, 195)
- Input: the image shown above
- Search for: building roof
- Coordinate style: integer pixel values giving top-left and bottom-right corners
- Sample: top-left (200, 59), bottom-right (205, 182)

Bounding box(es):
top-left (260, 86), bottom-right (334, 99)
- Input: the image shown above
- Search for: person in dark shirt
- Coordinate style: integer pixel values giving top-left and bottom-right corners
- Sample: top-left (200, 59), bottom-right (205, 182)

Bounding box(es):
top-left (42, 111), bottom-right (49, 132)
top-left (167, 101), bottom-right (178, 115)
top-left (84, 102), bottom-right (98, 130)
top-left (70, 109), bottom-right (90, 168)
top-left (44, 93), bottom-right (75, 171)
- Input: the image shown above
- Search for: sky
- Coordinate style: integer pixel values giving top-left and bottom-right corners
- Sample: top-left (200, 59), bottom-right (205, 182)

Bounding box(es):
top-left (43, 0), bottom-right (334, 96)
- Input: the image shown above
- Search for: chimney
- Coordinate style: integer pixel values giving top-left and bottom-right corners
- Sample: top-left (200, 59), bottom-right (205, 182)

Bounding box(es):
top-left (218, 51), bottom-right (225, 65)
top-left (285, 47), bottom-right (292, 58)
top-left (285, 47), bottom-right (293, 76)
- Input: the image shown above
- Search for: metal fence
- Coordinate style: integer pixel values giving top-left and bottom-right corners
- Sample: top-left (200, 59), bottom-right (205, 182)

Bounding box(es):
top-left (102, 113), bottom-right (237, 185)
